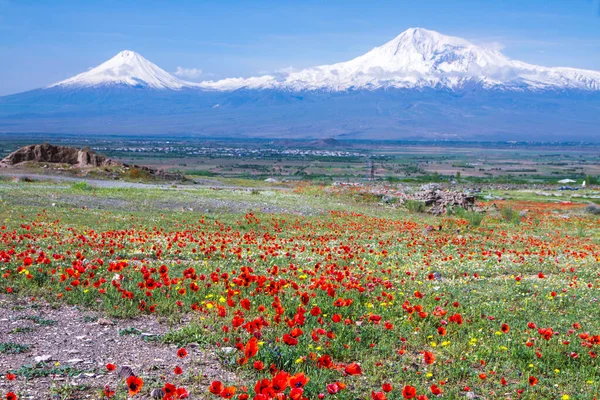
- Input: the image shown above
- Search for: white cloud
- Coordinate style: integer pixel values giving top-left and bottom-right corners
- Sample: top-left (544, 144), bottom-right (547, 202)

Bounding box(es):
top-left (174, 66), bottom-right (203, 79)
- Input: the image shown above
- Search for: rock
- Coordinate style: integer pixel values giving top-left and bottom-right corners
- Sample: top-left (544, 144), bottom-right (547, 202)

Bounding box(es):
top-left (117, 365), bottom-right (135, 379)
top-left (412, 189), bottom-right (476, 215)
top-left (0, 143), bottom-right (116, 168)
top-left (34, 355), bottom-right (52, 363)
top-left (66, 359), bottom-right (84, 364)
top-left (0, 143), bottom-right (187, 181)
top-left (97, 318), bottom-right (114, 326)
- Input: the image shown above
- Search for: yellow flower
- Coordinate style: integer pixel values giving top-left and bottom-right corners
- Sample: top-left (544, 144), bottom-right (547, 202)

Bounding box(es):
top-left (430, 342), bottom-right (437, 347)
top-left (206, 303), bottom-right (214, 309)
top-left (425, 373), bottom-right (433, 377)
top-left (561, 395), bottom-right (570, 400)
top-left (554, 369), bottom-right (560, 374)
top-left (219, 296), bottom-right (226, 303)
top-left (295, 358), bottom-right (305, 364)
top-left (441, 341), bottom-right (451, 346)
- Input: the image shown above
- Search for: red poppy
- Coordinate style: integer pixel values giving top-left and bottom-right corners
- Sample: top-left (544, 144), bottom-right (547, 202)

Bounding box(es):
top-left (372, 391), bottom-right (387, 400)
top-left (423, 351), bottom-right (436, 365)
top-left (5, 373), bottom-right (16, 380)
top-left (176, 387), bottom-right (189, 398)
top-left (290, 387), bottom-right (304, 400)
top-left (327, 383), bottom-right (340, 394)
top-left (253, 360), bottom-right (264, 370)
top-left (220, 386), bottom-right (236, 399)
top-left (317, 354), bottom-right (333, 368)
top-left (528, 376), bottom-right (538, 386)
top-left (177, 348), bottom-right (188, 358)
top-left (103, 385), bottom-right (115, 398)
top-left (272, 371), bottom-right (290, 393)
top-left (173, 366), bottom-right (183, 375)
top-left (245, 337), bottom-right (259, 358)
top-left (501, 323), bottom-right (510, 333)
top-left (210, 381), bottom-right (224, 395)
top-left (163, 382), bottom-right (177, 395)
top-left (282, 334), bottom-right (298, 346)
top-left (345, 362), bottom-right (362, 375)
top-left (402, 385), bottom-right (417, 399)
top-left (6, 393), bottom-right (18, 400)
top-left (105, 363), bottom-right (116, 372)
top-left (126, 375), bottom-right (144, 396)
top-left (382, 383), bottom-right (393, 392)
top-left (290, 372), bottom-right (310, 388)
top-left (430, 384), bottom-right (442, 395)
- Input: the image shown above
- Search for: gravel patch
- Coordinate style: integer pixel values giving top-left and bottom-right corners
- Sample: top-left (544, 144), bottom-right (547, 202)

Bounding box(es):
top-left (0, 295), bottom-right (238, 399)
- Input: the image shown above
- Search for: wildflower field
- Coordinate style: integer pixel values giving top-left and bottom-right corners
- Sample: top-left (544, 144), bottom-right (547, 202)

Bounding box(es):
top-left (1, 184), bottom-right (599, 399)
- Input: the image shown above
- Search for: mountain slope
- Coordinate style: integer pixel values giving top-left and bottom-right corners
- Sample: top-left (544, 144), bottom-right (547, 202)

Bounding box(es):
top-left (201, 28), bottom-right (600, 91)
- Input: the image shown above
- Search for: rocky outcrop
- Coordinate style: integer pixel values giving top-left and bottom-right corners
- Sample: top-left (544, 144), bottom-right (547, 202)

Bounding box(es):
top-left (412, 189), bottom-right (476, 215)
top-left (0, 143), bottom-right (186, 182)
top-left (0, 143), bottom-right (117, 168)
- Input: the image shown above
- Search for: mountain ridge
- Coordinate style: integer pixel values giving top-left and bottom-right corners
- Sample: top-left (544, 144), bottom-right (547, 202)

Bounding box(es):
top-left (37, 28), bottom-right (600, 93)
top-left (1, 28), bottom-right (599, 141)
top-left (199, 27), bottom-right (600, 92)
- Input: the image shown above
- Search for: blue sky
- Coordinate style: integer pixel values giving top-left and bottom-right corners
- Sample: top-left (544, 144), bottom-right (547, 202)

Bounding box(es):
top-left (1, 0), bottom-right (599, 95)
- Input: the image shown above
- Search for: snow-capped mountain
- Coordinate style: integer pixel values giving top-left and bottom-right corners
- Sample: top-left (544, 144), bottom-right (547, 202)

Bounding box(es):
top-left (1, 28), bottom-right (599, 141)
top-left (200, 28), bottom-right (600, 91)
top-left (49, 50), bottom-right (199, 90)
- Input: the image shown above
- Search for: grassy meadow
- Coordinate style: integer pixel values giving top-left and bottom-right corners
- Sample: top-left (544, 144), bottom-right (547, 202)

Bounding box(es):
top-left (0, 180), bottom-right (599, 399)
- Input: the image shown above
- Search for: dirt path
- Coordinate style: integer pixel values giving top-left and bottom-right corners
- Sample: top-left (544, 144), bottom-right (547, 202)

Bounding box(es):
top-left (0, 295), bottom-right (238, 399)
top-left (0, 172), bottom-right (290, 192)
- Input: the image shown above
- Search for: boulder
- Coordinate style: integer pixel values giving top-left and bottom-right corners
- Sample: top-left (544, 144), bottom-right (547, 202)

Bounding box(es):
top-left (0, 143), bottom-right (117, 168)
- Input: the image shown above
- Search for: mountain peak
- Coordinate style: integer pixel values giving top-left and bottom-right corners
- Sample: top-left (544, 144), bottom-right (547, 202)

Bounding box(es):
top-left (49, 50), bottom-right (196, 90)
top-left (391, 27), bottom-right (472, 51)
top-left (202, 27), bottom-right (600, 91)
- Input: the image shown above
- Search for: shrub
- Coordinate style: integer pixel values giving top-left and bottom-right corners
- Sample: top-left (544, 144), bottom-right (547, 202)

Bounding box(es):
top-left (71, 181), bottom-right (94, 191)
top-left (454, 207), bottom-right (485, 228)
top-left (405, 200), bottom-right (426, 213)
top-left (500, 206), bottom-right (521, 225)
top-left (585, 204), bottom-right (600, 215)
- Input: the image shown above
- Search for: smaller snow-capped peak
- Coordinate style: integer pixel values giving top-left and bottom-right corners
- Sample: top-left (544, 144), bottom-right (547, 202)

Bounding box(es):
top-left (49, 50), bottom-right (198, 90)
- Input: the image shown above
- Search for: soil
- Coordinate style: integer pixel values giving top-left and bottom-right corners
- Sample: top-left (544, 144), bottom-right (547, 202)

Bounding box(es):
top-left (0, 295), bottom-right (239, 399)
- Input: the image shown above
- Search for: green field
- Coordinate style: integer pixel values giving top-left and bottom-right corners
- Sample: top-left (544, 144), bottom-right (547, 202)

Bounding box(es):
top-left (1, 177), bottom-right (599, 399)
